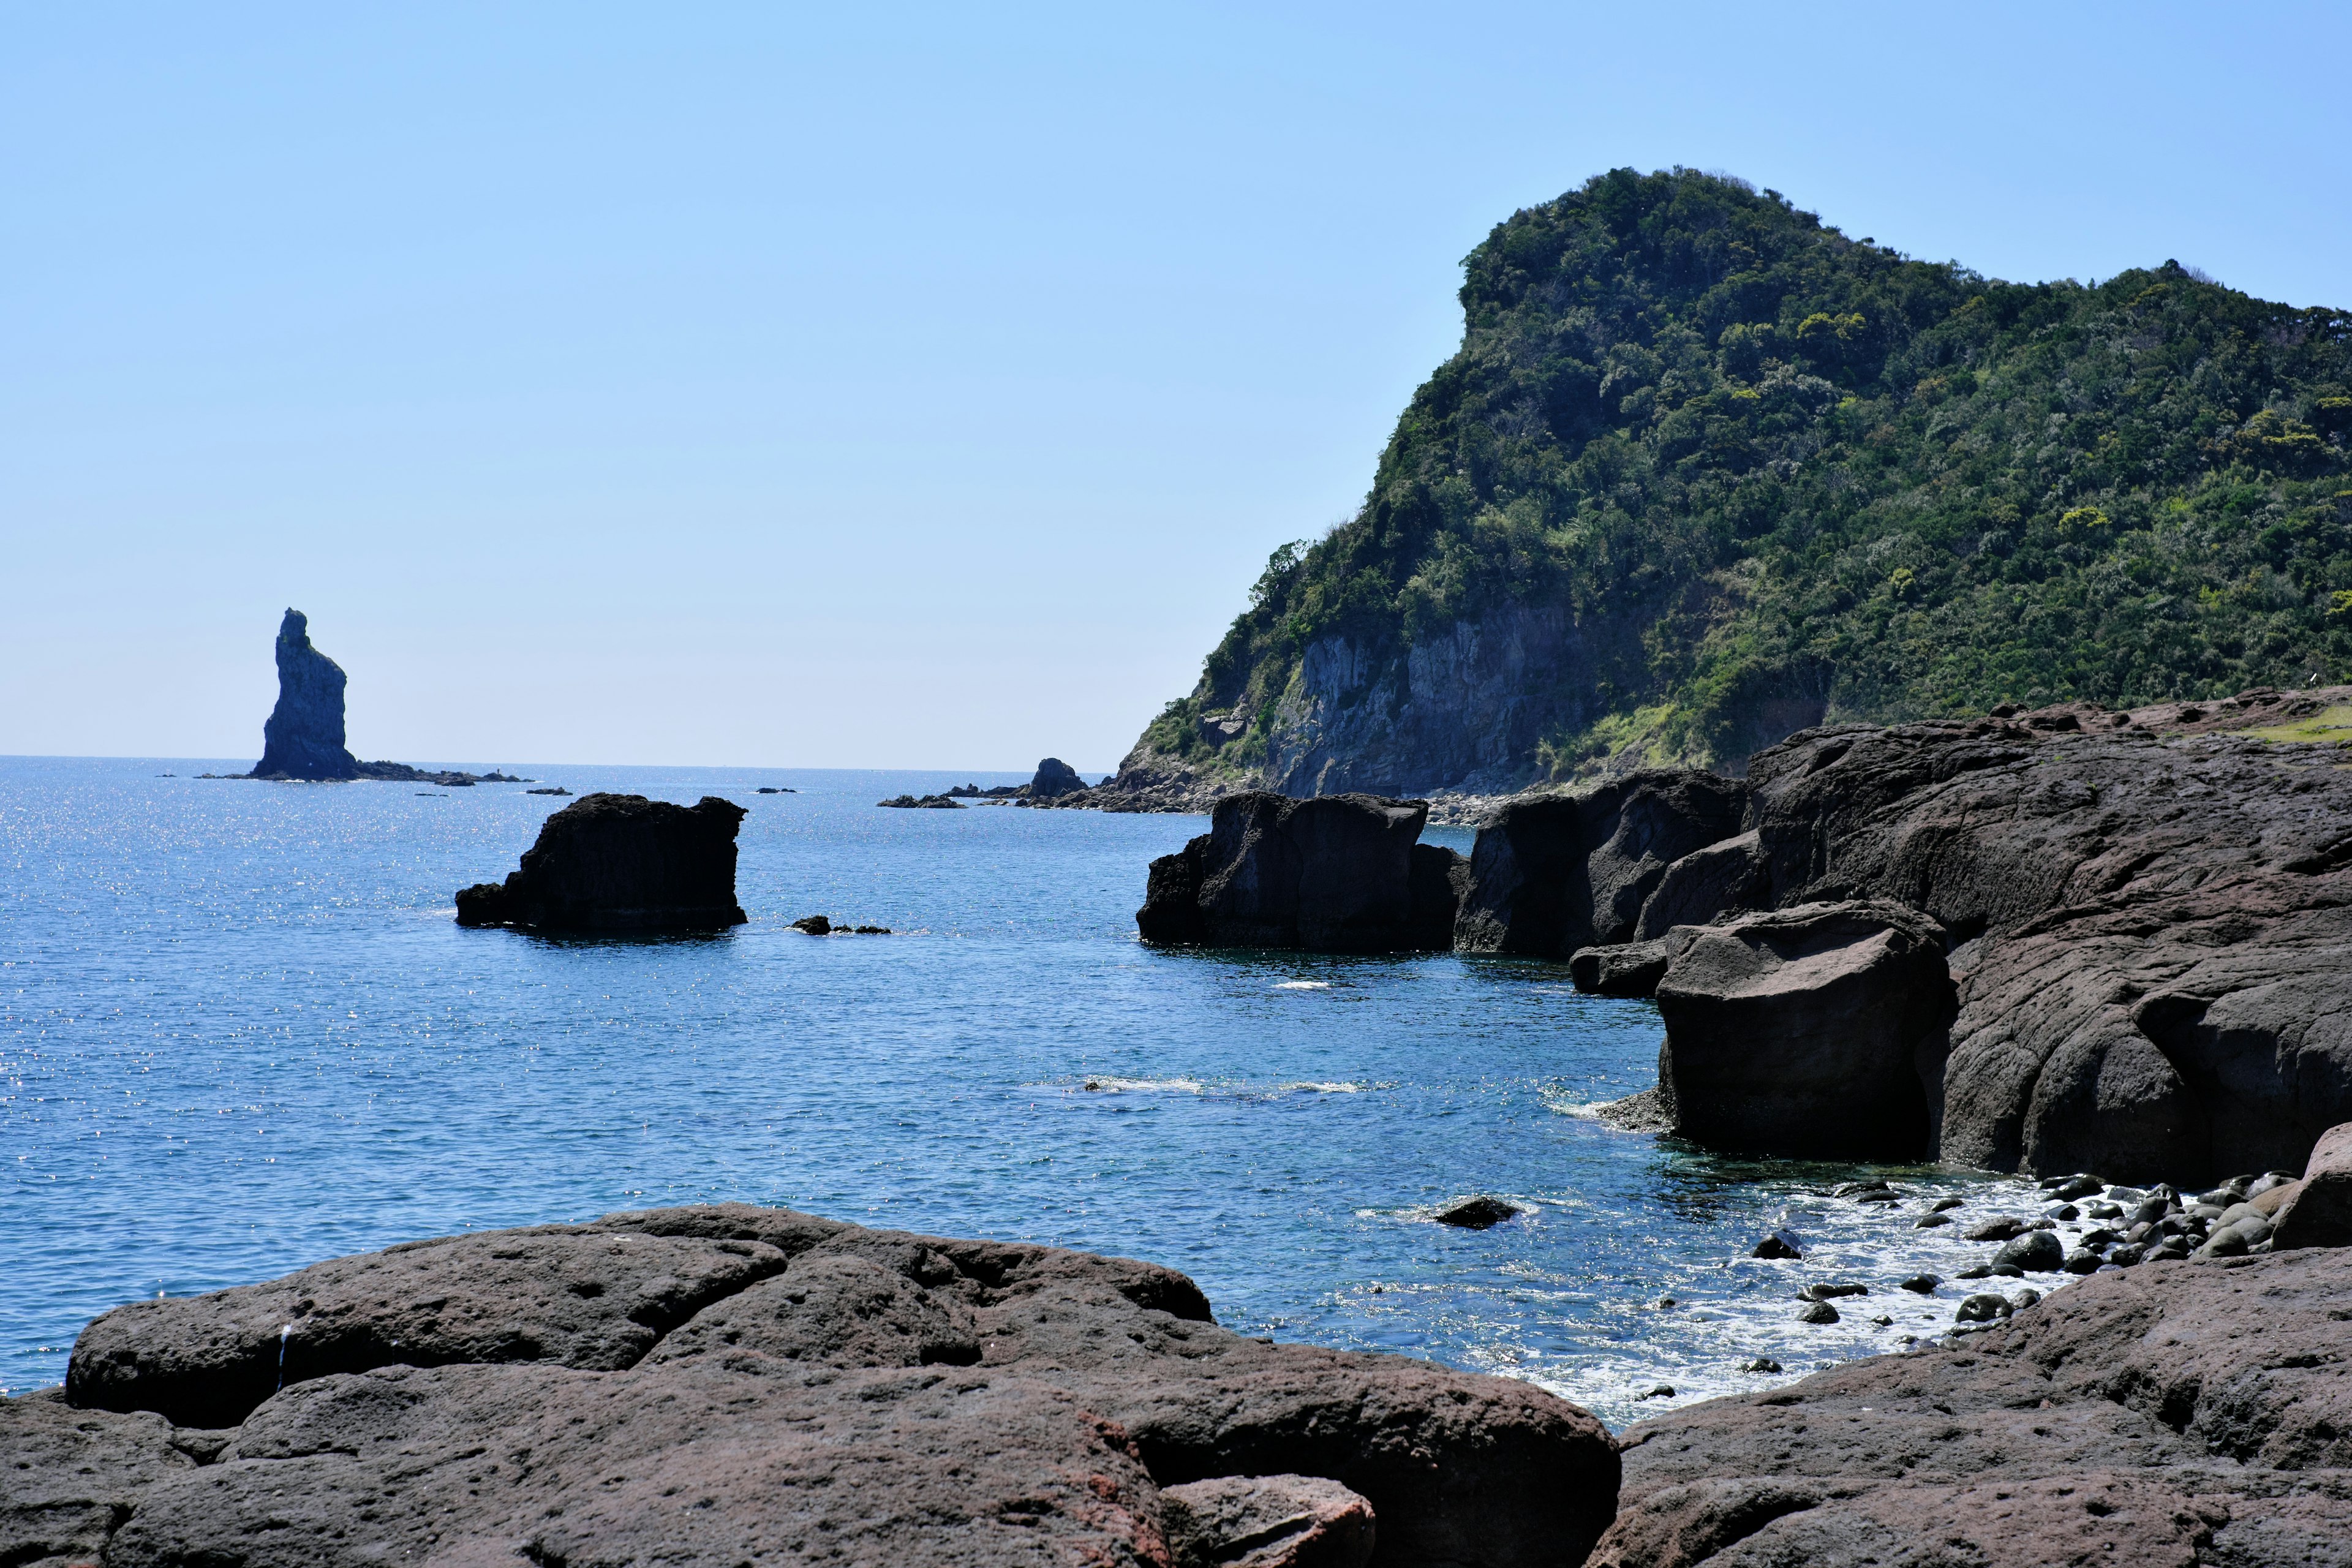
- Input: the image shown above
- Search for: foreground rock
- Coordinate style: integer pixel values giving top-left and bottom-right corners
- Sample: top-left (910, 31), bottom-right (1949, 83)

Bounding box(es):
top-left (2276, 1121), bottom-right (2352, 1250)
top-left (1138, 792), bottom-right (1464, 952)
top-left (23, 1206), bottom-right (1618, 1567)
top-left (456, 793), bottom-right (748, 931)
top-left (1650, 900), bottom-right (1954, 1160)
top-left (1595, 1245), bottom-right (2352, 1567)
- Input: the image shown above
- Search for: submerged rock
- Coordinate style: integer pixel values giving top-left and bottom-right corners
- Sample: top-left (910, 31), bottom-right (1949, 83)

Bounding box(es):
top-left (1433, 1196), bottom-right (1523, 1229)
top-left (249, 609), bottom-right (361, 780)
top-left (31, 1207), bottom-right (1619, 1568)
top-left (1137, 791), bottom-right (1463, 954)
top-left (1651, 900), bottom-right (1953, 1161)
top-left (456, 793), bottom-right (748, 932)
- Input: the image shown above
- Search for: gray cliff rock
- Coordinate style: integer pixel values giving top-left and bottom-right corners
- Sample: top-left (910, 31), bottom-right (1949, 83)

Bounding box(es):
top-left (456, 792), bottom-right (748, 931)
top-left (1137, 792), bottom-right (1463, 954)
top-left (249, 609), bottom-right (360, 780)
top-left (1593, 1245), bottom-right (2352, 1568)
top-left (1651, 900), bottom-right (1954, 1161)
top-left (24, 1207), bottom-right (1619, 1568)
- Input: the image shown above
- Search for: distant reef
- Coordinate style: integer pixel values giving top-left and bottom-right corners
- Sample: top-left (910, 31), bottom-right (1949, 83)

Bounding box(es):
top-left (217, 608), bottom-right (524, 786)
top-left (1094, 168), bottom-right (2352, 809)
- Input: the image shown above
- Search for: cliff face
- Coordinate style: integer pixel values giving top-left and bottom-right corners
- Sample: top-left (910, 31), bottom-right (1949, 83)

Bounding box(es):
top-left (1109, 167), bottom-right (2352, 808)
top-left (250, 609), bottom-right (361, 780)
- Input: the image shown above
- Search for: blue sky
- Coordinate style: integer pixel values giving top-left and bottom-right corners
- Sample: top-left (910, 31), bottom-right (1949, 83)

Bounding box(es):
top-left (6, 3), bottom-right (2347, 769)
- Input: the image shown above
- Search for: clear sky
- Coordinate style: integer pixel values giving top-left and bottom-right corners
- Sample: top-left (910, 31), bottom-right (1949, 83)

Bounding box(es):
top-left (6, 3), bottom-right (2347, 771)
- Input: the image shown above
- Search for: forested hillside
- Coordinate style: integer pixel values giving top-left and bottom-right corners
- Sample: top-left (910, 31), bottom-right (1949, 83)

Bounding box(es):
top-left (1129, 168), bottom-right (2352, 797)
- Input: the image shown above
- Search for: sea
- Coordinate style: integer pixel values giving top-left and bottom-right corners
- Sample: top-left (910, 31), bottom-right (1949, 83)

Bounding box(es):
top-left (2, 755), bottom-right (2053, 1428)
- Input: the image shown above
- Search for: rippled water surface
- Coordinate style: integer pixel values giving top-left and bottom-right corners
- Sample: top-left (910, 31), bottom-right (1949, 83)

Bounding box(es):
top-left (2, 756), bottom-right (2046, 1425)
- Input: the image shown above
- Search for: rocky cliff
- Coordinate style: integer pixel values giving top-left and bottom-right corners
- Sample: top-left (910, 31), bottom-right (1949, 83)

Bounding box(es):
top-left (1098, 169), bottom-right (2352, 810)
top-left (248, 609), bottom-right (360, 780)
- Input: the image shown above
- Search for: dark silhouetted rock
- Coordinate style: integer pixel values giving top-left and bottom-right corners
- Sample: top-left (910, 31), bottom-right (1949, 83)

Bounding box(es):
top-left (1651, 900), bottom-right (1953, 1160)
top-left (1434, 1196), bottom-right (1522, 1229)
top-left (1594, 1246), bottom-right (2352, 1568)
top-left (1024, 757), bottom-right (1090, 799)
top-left (1751, 1231), bottom-right (1804, 1259)
top-left (1568, 938), bottom-right (1672, 998)
top-left (1161, 1474), bottom-right (1375, 1568)
top-left (454, 793), bottom-right (748, 931)
top-left (792, 914), bottom-right (832, 933)
top-left (249, 609), bottom-right (361, 780)
top-left (2275, 1121), bottom-right (2352, 1250)
top-left (1136, 793), bottom-right (1461, 953)
top-left (34, 1207), bottom-right (1618, 1568)
top-left (1454, 772), bottom-right (1748, 957)
top-left (878, 793), bottom-right (965, 809)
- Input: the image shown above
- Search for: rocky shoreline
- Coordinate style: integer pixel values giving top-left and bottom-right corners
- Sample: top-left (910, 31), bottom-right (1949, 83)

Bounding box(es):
top-left (11, 1194), bottom-right (2350, 1567)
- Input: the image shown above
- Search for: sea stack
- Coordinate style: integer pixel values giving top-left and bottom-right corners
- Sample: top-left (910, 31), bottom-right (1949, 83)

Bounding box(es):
top-left (456, 793), bottom-right (748, 932)
top-left (249, 609), bottom-right (361, 780)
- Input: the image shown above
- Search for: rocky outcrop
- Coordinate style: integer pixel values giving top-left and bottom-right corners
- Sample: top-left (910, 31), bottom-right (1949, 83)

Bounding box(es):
top-left (455, 793), bottom-right (748, 931)
top-left (1650, 900), bottom-right (1955, 1161)
top-left (1454, 772), bottom-right (1748, 957)
top-left (1025, 757), bottom-right (1090, 799)
top-left (1567, 938), bottom-right (1672, 998)
top-left (1594, 1245), bottom-right (2352, 1568)
top-left (1740, 712), bottom-right (2352, 1184)
top-left (2276, 1122), bottom-right (2352, 1250)
top-left (249, 609), bottom-right (361, 780)
top-left (1137, 792), bottom-right (1463, 953)
top-left (22, 1206), bottom-right (1619, 1568)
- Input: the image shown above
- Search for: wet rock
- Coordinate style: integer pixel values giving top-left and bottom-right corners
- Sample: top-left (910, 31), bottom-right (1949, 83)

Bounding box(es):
top-left (1652, 900), bottom-right (1953, 1159)
top-left (1740, 1357), bottom-right (1783, 1373)
top-left (1634, 1385), bottom-right (1676, 1402)
top-left (43, 1208), bottom-right (1619, 1568)
top-left (1914, 1212), bottom-right (1951, 1228)
top-left (1137, 792), bottom-right (1461, 954)
top-left (1433, 1196), bottom-right (1522, 1229)
top-left (791, 914), bottom-right (832, 933)
top-left (1799, 1283), bottom-right (1869, 1301)
top-left (1831, 1180), bottom-right (1891, 1198)
top-left (1161, 1474), bottom-right (1376, 1568)
top-left (1592, 1087), bottom-right (1676, 1133)
top-left (456, 793), bottom-right (749, 931)
top-left (1752, 1231), bottom-right (1804, 1259)
top-left (2049, 1173), bottom-right (2106, 1200)
top-left (1954, 1292), bottom-right (2012, 1322)
top-left (1567, 938), bottom-right (1672, 998)
top-left (1965, 1216), bottom-right (2030, 1242)
top-left (247, 609), bottom-right (361, 780)
top-left (1796, 1300), bottom-right (1841, 1324)
top-left (2274, 1121), bottom-right (2352, 1250)
top-left (1928, 1195), bottom-right (1966, 1212)
top-left (1992, 1231), bottom-right (2066, 1273)
top-left (1899, 1274), bottom-right (1940, 1293)
top-left (2063, 1248), bottom-right (2104, 1274)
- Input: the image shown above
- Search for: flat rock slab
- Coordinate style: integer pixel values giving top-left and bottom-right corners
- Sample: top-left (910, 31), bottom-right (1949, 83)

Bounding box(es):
top-left (1595, 1246), bottom-right (2352, 1568)
top-left (22, 1206), bottom-right (1618, 1568)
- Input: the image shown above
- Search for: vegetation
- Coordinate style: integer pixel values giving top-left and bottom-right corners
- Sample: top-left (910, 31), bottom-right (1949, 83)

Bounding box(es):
top-left (1167, 168), bottom-right (2352, 778)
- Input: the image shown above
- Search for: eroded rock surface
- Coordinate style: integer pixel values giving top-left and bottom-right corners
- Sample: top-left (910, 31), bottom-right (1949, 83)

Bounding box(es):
top-left (249, 609), bottom-right (361, 780)
top-left (1594, 1246), bottom-right (2352, 1568)
top-left (1137, 791), bottom-right (1463, 953)
top-left (455, 791), bottom-right (748, 931)
top-left (24, 1206), bottom-right (1618, 1568)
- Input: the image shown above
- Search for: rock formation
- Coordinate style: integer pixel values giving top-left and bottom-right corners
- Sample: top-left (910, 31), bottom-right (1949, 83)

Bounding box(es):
top-left (1025, 757), bottom-right (1090, 799)
top-left (1595, 1245), bottom-right (2352, 1567)
top-left (24, 1206), bottom-right (1619, 1567)
top-left (456, 793), bottom-right (748, 931)
top-left (248, 609), bottom-right (360, 780)
top-left (1137, 792), bottom-right (1463, 952)
top-left (1650, 900), bottom-right (1955, 1161)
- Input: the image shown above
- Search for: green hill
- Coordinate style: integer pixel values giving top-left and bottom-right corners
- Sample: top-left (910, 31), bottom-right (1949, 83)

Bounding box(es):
top-left (1126, 168), bottom-right (2352, 798)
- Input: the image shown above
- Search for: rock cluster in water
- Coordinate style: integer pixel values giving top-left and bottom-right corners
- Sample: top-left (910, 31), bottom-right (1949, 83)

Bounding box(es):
top-left (456, 792), bottom-right (748, 931)
top-left (1137, 791), bottom-right (1464, 952)
top-left (1143, 699), bottom-right (2352, 1182)
top-left (21, 1205), bottom-right (1619, 1567)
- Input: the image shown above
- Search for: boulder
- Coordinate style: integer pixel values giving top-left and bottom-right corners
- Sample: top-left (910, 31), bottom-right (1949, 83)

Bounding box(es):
top-left (1161, 1474), bottom-right (1375, 1568)
top-left (1633, 830), bottom-right (1768, 940)
top-left (1455, 772), bottom-right (1747, 957)
top-left (1136, 793), bottom-right (1461, 953)
top-left (34, 1207), bottom-right (1618, 1568)
top-left (1651, 900), bottom-right (1954, 1159)
top-left (1594, 1246), bottom-right (2352, 1568)
top-left (455, 793), bottom-right (748, 931)
top-left (2274, 1121), bottom-right (2352, 1250)
top-left (1024, 757), bottom-right (1090, 799)
top-left (1568, 938), bottom-right (1672, 998)
top-left (247, 609), bottom-right (361, 780)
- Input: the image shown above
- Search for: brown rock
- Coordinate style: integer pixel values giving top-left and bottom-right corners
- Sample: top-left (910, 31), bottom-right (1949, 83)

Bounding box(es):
top-left (2274, 1121), bottom-right (2352, 1250)
top-left (1161, 1473), bottom-right (1376, 1567)
top-left (1651, 900), bottom-right (1953, 1159)
top-left (1599, 1246), bottom-right (2352, 1568)
top-left (1568, 938), bottom-right (1672, 998)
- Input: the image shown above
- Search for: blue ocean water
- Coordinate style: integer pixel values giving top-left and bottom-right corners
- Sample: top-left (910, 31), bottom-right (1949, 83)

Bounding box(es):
top-left (2, 756), bottom-right (2043, 1427)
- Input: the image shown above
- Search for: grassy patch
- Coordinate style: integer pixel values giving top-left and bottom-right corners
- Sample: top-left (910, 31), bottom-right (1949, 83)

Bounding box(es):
top-left (2245, 704), bottom-right (2352, 744)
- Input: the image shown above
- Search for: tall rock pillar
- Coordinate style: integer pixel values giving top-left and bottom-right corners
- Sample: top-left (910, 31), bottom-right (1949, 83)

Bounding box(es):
top-left (251, 609), bottom-right (362, 780)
